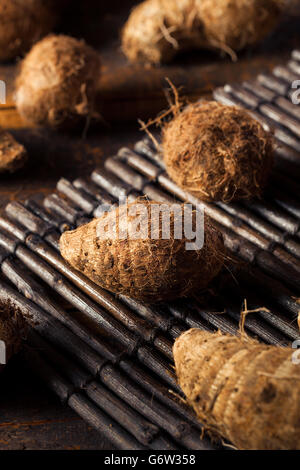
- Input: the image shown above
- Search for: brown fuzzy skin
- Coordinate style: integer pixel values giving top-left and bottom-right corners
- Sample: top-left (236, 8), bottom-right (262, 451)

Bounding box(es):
top-left (162, 101), bottom-right (274, 203)
top-left (122, 0), bottom-right (283, 64)
top-left (173, 329), bottom-right (300, 450)
top-left (199, 0), bottom-right (284, 53)
top-left (0, 129), bottom-right (27, 174)
top-left (60, 200), bottom-right (224, 303)
top-left (0, 0), bottom-right (58, 62)
top-left (15, 34), bottom-right (101, 129)
top-left (122, 0), bottom-right (206, 64)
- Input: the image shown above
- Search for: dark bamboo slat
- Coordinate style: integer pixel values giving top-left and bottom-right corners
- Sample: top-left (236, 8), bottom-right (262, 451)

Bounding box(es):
top-left (288, 60), bottom-right (300, 76)
top-left (273, 65), bottom-right (299, 85)
top-left (217, 200), bottom-right (300, 259)
top-left (221, 303), bottom-right (290, 347)
top-left (28, 330), bottom-right (178, 450)
top-left (242, 198), bottom-right (300, 239)
top-left (236, 268), bottom-right (300, 318)
top-left (26, 197), bottom-right (73, 232)
top-left (0, 248), bottom-right (122, 362)
top-left (269, 188), bottom-right (300, 220)
top-left (68, 393), bottom-right (147, 451)
top-left (257, 73), bottom-right (291, 96)
top-left (224, 82), bottom-right (300, 139)
top-left (214, 87), bottom-right (300, 153)
top-left (220, 284), bottom-right (299, 341)
top-left (24, 346), bottom-right (146, 450)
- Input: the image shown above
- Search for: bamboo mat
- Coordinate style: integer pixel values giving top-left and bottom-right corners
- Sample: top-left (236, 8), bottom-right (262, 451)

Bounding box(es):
top-left (0, 50), bottom-right (299, 450)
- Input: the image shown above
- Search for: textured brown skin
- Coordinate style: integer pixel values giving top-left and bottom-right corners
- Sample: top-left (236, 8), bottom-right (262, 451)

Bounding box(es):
top-left (15, 34), bottom-right (101, 129)
top-left (199, 0), bottom-right (284, 53)
top-left (60, 200), bottom-right (224, 303)
top-left (174, 329), bottom-right (300, 450)
top-left (162, 101), bottom-right (274, 202)
top-left (0, 129), bottom-right (27, 173)
top-left (0, 0), bottom-right (58, 62)
top-left (122, 0), bottom-right (283, 64)
top-left (122, 0), bottom-right (206, 64)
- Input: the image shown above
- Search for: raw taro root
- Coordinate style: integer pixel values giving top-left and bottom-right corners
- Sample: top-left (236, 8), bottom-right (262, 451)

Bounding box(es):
top-left (0, 0), bottom-right (59, 62)
top-left (173, 329), bottom-right (300, 450)
top-left (199, 0), bottom-right (284, 56)
top-left (122, 0), bottom-right (206, 64)
top-left (60, 199), bottom-right (224, 303)
top-left (122, 0), bottom-right (284, 64)
top-left (15, 34), bottom-right (101, 129)
top-left (162, 101), bottom-right (274, 202)
top-left (0, 302), bottom-right (25, 372)
top-left (0, 129), bottom-right (27, 174)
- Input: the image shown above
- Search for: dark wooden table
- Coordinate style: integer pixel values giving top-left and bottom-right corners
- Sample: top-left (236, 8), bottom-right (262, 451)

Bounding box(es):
top-left (0, 2), bottom-right (299, 451)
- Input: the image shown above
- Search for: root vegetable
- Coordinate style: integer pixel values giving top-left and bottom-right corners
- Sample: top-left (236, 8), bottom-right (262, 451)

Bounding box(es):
top-left (162, 101), bottom-right (274, 202)
top-left (173, 329), bottom-right (300, 450)
top-left (0, 129), bottom-right (27, 174)
top-left (122, 0), bottom-right (284, 64)
top-left (122, 0), bottom-right (206, 64)
top-left (15, 34), bottom-right (101, 129)
top-left (199, 0), bottom-right (284, 55)
top-left (60, 199), bottom-right (224, 303)
top-left (0, 0), bottom-right (59, 62)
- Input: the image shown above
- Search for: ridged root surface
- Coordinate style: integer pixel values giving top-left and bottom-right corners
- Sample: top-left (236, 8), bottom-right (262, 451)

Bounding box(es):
top-left (60, 199), bottom-right (224, 303)
top-left (174, 329), bottom-right (300, 450)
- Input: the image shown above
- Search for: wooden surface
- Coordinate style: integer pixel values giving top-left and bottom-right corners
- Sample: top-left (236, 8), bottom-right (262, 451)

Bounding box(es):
top-left (0, 355), bottom-right (114, 450)
top-left (0, 0), bottom-right (299, 451)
